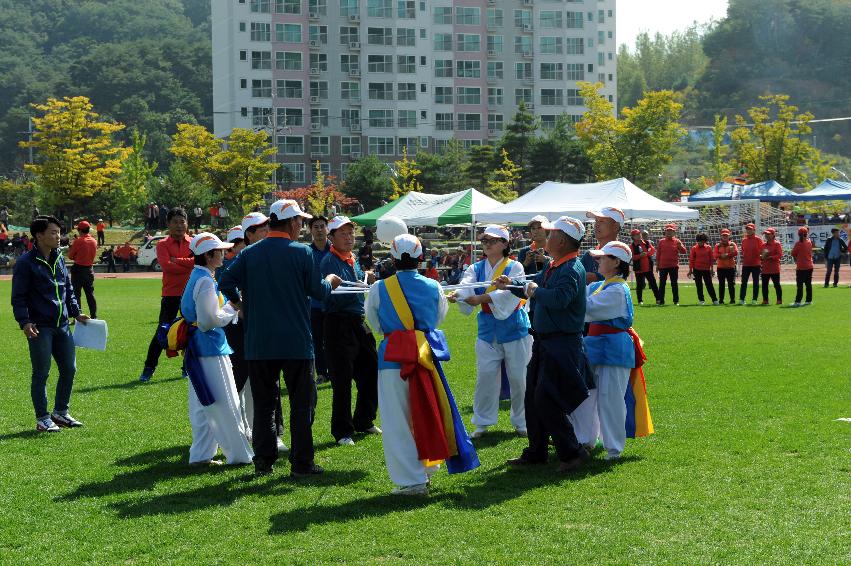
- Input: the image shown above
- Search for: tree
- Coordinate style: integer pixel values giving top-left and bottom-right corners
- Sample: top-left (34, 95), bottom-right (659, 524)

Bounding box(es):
top-left (729, 94), bottom-right (831, 188)
top-left (277, 162), bottom-right (358, 215)
top-left (529, 115), bottom-right (593, 185)
top-left (341, 155), bottom-right (392, 209)
top-left (486, 149), bottom-right (520, 203)
top-left (709, 115), bottom-right (733, 182)
top-left (465, 145), bottom-right (495, 191)
top-left (389, 147), bottom-right (422, 199)
top-left (149, 159), bottom-right (211, 214)
top-left (499, 102), bottom-right (538, 192)
top-left (19, 96), bottom-right (129, 219)
top-left (575, 82), bottom-right (685, 185)
top-left (100, 129), bottom-right (158, 225)
top-left (439, 139), bottom-right (471, 194)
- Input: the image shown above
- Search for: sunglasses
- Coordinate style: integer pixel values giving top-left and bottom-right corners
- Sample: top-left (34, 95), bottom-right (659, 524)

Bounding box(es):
top-left (481, 238), bottom-right (503, 245)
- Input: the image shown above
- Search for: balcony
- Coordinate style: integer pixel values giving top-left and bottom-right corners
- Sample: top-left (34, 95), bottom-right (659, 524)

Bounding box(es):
top-left (349, 41), bottom-right (361, 50)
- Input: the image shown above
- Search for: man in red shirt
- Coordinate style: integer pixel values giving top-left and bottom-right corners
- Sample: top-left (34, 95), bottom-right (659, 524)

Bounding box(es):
top-left (688, 233), bottom-right (718, 305)
top-left (139, 208), bottom-right (194, 382)
top-left (655, 224), bottom-right (687, 306)
top-left (714, 229), bottom-right (738, 304)
top-left (791, 226), bottom-right (814, 306)
top-left (760, 227), bottom-right (783, 305)
top-left (114, 241), bottom-right (138, 272)
top-left (68, 220), bottom-right (99, 318)
top-left (96, 219), bottom-right (106, 246)
top-left (629, 229), bottom-right (659, 305)
top-left (739, 222), bottom-right (764, 304)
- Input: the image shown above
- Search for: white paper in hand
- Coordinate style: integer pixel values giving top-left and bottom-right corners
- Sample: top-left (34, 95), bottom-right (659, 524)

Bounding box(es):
top-left (73, 319), bottom-right (108, 351)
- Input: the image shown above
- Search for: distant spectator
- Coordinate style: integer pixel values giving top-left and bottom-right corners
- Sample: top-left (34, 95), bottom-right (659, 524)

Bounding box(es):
top-left (114, 241), bottom-right (137, 272)
top-left (655, 224), bottom-right (687, 306)
top-left (688, 233), bottom-right (718, 305)
top-left (739, 222), bottom-right (764, 305)
top-left (96, 218), bottom-right (106, 246)
top-left (101, 246), bottom-right (117, 273)
top-left (714, 229), bottom-right (738, 304)
top-left (0, 205), bottom-right (8, 226)
top-left (791, 227), bottom-right (814, 306)
top-left (67, 221), bottom-right (99, 318)
top-left (823, 228), bottom-right (847, 288)
top-left (629, 229), bottom-right (659, 305)
top-left (158, 204), bottom-right (168, 229)
top-left (358, 242), bottom-right (374, 270)
top-left (209, 203), bottom-right (219, 228)
top-left (218, 203), bottom-right (229, 224)
top-left (192, 205), bottom-right (203, 230)
top-left (517, 215), bottom-right (550, 276)
top-left (145, 203), bottom-right (158, 230)
top-left (760, 228), bottom-right (783, 305)
top-left (32, 205), bottom-right (40, 220)
top-left (424, 261), bottom-right (441, 282)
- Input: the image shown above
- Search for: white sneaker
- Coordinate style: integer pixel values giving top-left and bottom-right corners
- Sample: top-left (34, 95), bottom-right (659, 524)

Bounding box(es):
top-left (362, 426), bottom-right (382, 435)
top-left (791, 302), bottom-right (800, 307)
top-left (712, 301), bottom-right (719, 306)
top-left (337, 437), bottom-right (355, 446)
top-left (804, 301), bottom-right (812, 306)
top-left (276, 437), bottom-right (289, 453)
top-left (470, 427), bottom-right (488, 439)
top-left (605, 452), bottom-right (621, 461)
top-left (391, 483), bottom-right (429, 496)
top-left (51, 412), bottom-right (83, 428)
top-left (739, 300), bottom-right (745, 305)
top-left (36, 417), bottom-right (60, 432)
top-left (699, 301), bottom-right (705, 306)
top-left (751, 299), bottom-right (757, 305)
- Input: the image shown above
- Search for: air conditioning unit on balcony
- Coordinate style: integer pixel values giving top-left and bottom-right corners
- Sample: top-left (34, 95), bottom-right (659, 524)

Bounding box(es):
top-left (349, 41), bottom-right (361, 49)
top-left (310, 123), bottom-right (321, 131)
top-left (310, 68), bottom-right (320, 75)
top-left (523, 24), bottom-right (533, 32)
top-left (523, 0), bottom-right (533, 5)
top-left (309, 96), bottom-right (320, 103)
top-left (350, 151), bottom-right (361, 159)
top-left (349, 14), bottom-right (360, 22)
top-left (309, 10), bottom-right (319, 18)
top-left (349, 69), bottom-right (360, 77)
top-left (350, 123), bottom-right (361, 132)
top-left (487, 50), bottom-right (497, 56)
top-left (522, 51), bottom-right (533, 59)
top-left (525, 103), bottom-right (534, 110)
top-left (309, 40), bottom-right (318, 48)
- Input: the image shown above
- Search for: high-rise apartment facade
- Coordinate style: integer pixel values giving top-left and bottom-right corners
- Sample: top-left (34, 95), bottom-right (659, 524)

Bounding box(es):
top-left (213, 0), bottom-right (616, 184)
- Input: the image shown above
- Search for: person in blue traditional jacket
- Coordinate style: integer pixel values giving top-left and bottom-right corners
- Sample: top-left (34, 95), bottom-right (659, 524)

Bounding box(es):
top-left (220, 199), bottom-right (342, 477)
top-left (320, 216), bottom-right (380, 446)
top-left (449, 224), bottom-right (531, 439)
top-left (581, 207), bottom-right (625, 284)
top-left (571, 240), bottom-right (636, 460)
top-left (496, 216), bottom-right (591, 472)
top-left (183, 232), bottom-right (254, 466)
top-left (308, 215), bottom-right (332, 384)
top-left (365, 234), bottom-right (479, 495)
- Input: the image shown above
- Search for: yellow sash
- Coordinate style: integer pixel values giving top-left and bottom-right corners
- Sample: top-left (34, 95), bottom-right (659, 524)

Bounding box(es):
top-left (591, 276), bottom-right (627, 296)
top-left (383, 275), bottom-right (458, 462)
top-left (484, 257), bottom-right (512, 293)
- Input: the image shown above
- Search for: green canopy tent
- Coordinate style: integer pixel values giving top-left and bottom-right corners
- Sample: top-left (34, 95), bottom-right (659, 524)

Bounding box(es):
top-left (351, 188), bottom-right (502, 227)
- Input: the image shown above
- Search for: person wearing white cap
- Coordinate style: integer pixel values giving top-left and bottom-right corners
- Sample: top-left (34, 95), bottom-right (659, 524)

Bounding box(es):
top-left (365, 234), bottom-right (479, 494)
top-left (449, 224), bottom-right (531, 439)
top-left (571, 240), bottom-right (639, 460)
top-left (583, 207), bottom-right (626, 284)
top-left (516, 215), bottom-right (551, 275)
top-left (241, 212), bottom-right (270, 245)
top-left (219, 199), bottom-right (342, 477)
top-left (181, 232), bottom-right (254, 466)
top-left (307, 215), bottom-right (332, 385)
top-left (320, 216), bottom-right (379, 446)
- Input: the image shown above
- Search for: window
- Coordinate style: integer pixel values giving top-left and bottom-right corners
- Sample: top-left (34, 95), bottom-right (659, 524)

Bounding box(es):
top-left (539, 11), bottom-right (562, 28)
top-left (515, 36), bottom-right (532, 55)
top-left (280, 163), bottom-right (306, 183)
top-left (398, 110), bottom-right (416, 128)
top-left (276, 0), bottom-right (301, 13)
top-left (367, 27), bottom-right (393, 45)
top-left (515, 62), bottom-right (532, 80)
top-left (455, 7), bottom-right (480, 26)
top-left (487, 35), bottom-right (503, 53)
top-left (369, 109), bottom-right (393, 127)
top-left (488, 114), bottom-right (504, 131)
top-left (341, 82), bottom-right (361, 100)
top-left (435, 139), bottom-right (450, 153)
top-left (250, 0), bottom-right (271, 13)
top-left (434, 86), bottom-right (453, 104)
top-left (277, 107), bottom-right (303, 127)
top-left (456, 60), bottom-right (481, 78)
top-left (397, 82), bottom-right (416, 100)
top-left (540, 62), bottom-right (563, 80)
top-left (251, 23), bottom-right (271, 41)
top-left (598, 30), bottom-right (606, 45)
top-left (310, 136), bottom-right (330, 155)
top-left (515, 88), bottom-right (532, 105)
top-left (566, 37), bottom-right (584, 55)
top-left (340, 54), bottom-right (360, 72)
top-left (309, 0), bottom-right (328, 15)
top-left (340, 0), bottom-right (358, 16)
top-left (278, 80), bottom-right (303, 98)
top-left (435, 113), bottom-right (453, 131)
top-left (565, 63), bottom-right (584, 80)
top-left (488, 87), bottom-right (503, 105)
top-left (398, 137), bottom-right (418, 155)
top-left (434, 59), bottom-right (453, 77)
top-left (251, 51), bottom-right (272, 69)
top-left (456, 113), bottom-right (481, 131)
top-left (456, 87), bottom-right (481, 105)
top-left (397, 0), bottom-right (415, 19)
top-left (241, 107), bottom-right (248, 117)
top-left (434, 33), bottom-right (452, 51)
top-left (514, 9), bottom-right (532, 28)
top-left (309, 25), bottom-right (327, 44)
top-left (310, 53), bottom-right (328, 71)
top-left (251, 79), bottom-right (272, 97)
top-left (309, 81), bottom-right (328, 99)
top-left (397, 28), bottom-right (415, 46)
top-left (311, 109), bottom-right (329, 127)
top-left (277, 23), bottom-right (302, 43)
top-left (566, 11), bottom-right (584, 28)
top-left (240, 50), bottom-right (247, 61)
top-left (368, 82), bottom-right (394, 100)
top-left (566, 89), bottom-right (583, 106)
top-left (340, 26), bottom-right (359, 45)
top-left (240, 78), bottom-right (247, 89)
top-left (598, 9), bottom-right (605, 23)
top-left (278, 136), bottom-right (304, 155)
top-left (397, 55), bottom-right (416, 73)
top-left (239, 22), bottom-right (246, 32)
top-left (457, 34), bottom-right (480, 52)
top-left (432, 6), bottom-right (451, 26)
top-left (487, 61), bottom-right (504, 79)
top-left (341, 109), bottom-right (360, 127)
top-left (368, 137), bottom-right (395, 155)
top-left (367, 0), bottom-right (391, 17)
top-left (251, 107), bottom-right (272, 127)
top-left (276, 51), bottom-right (302, 70)
top-left (540, 115), bottom-right (557, 130)
top-left (367, 55), bottom-right (392, 72)
top-left (341, 136), bottom-right (361, 155)
top-left (540, 36), bottom-right (562, 54)
top-left (487, 8), bottom-right (503, 28)
top-left (541, 88), bottom-right (563, 106)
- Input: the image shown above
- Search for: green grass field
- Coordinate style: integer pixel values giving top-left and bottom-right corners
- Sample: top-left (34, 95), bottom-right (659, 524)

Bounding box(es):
top-left (1, 280), bottom-right (849, 564)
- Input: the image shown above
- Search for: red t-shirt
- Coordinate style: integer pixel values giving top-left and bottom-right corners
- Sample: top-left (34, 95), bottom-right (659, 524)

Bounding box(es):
top-left (760, 240), bottom-right (783, 275)
top-left (630, 240), bottom-right (655, 273)
top-left (713, 241), bottom-right (738, 269)
top-left (68, 234), bottom-right (98, 266)
top-left (689, 244), bottom-right (714, 271)
top-left (791, 240), bottom-right (814, 270)
top-left (740, 235), bottom-right (764, 267)
top-left (656, 237), bottom-right (687, 269)
top-left (96, 222), bottom-right (106, 232)
top-left (156, 234), bottom-right (194, 296)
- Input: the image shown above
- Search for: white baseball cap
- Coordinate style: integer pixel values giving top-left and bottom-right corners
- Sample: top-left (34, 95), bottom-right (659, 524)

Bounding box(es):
top-left (586, 207), bottom-right (626, 226)
top-left (269, 199), bottom-right (312, 221)
top-left (190, 232), bottom-right (233, 255)
top-left (589, 240), bottom-right (633, 264)
top-left (241, 212), bottom-right (269, 232)
top-left (390, 233), bottom-right (423, 260)
top-left (226, 225), bottom-right (245, 242)
top-left (541, 216), bottom-right (586, 240)
top-left (480, 225), bottom-right (510, 241)
top-left (528, 215), bottom-right (549, 226)
top-left (327, 215), bottom-right (354, 231)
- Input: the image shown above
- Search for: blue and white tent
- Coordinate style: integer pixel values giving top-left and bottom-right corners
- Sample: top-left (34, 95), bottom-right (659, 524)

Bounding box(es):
top-left (689, 180), bottom-right (799, 202)
top-left (794, 179), bottom-right (851, 201)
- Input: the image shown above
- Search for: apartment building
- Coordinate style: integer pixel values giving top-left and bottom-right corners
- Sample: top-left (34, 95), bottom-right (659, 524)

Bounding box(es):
top-left (212, 0), bottom-right (616, 184)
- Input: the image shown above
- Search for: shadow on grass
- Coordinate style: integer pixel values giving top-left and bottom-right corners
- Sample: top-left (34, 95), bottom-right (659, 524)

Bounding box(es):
top-left (268, 454), bottom-right (639, 534)
top-left (75, 375), bottom-right (184, 394)
top-left (0, 429), bottom-right (42, 441)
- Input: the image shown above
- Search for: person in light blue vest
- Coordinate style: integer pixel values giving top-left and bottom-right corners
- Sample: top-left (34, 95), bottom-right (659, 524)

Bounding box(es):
top-left (182, 232), bottom-right (253, 466)
top-left (449, 225), bottom-right (531, 439)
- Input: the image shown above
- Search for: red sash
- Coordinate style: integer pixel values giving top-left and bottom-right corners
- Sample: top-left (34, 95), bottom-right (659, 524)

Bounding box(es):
top-left (587, 323), bottom-right (647, 369)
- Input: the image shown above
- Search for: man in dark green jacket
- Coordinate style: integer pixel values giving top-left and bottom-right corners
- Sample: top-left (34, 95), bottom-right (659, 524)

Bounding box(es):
top-left (220, 199), bottom-right (341, 477)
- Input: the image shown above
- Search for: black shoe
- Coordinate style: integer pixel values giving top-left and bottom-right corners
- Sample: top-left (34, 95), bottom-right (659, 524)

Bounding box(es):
top-left (506, 456), bottom-right (546, 466)
top-left (253, 457), bottom-right (274, 477)
top-left (291, 463), bottom-right (324, 477)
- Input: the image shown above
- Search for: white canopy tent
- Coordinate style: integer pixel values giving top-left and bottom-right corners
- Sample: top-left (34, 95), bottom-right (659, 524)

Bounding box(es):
top-left (475, 178), bottom-right (699, 224)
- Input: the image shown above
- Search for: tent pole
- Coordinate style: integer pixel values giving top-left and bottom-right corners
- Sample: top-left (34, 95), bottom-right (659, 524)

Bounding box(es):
top-left (470, 218), bottom-right (476, 263)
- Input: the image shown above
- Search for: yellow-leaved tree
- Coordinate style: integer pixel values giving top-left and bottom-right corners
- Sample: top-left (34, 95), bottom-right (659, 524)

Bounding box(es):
top-left (390, 147), bottom-right (422, 199)
top-left (487, 149), bottom-right (520, 203)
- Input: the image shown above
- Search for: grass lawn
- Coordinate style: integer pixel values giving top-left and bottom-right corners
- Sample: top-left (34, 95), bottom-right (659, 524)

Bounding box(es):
top-left (1, 280), bottom-right (849, 564)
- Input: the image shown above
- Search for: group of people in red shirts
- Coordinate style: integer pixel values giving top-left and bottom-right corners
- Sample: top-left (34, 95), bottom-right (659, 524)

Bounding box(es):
top-left (627, 222), bottom-right (816, 307)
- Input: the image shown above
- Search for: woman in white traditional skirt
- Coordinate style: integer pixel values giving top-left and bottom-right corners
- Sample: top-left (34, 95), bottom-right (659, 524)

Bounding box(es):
top-left (182, 232), bottom-right (254, 465)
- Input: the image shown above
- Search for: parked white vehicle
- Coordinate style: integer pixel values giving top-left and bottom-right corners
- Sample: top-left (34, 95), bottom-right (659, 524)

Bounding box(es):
top-left (136, 236), bottom-right (166, 271)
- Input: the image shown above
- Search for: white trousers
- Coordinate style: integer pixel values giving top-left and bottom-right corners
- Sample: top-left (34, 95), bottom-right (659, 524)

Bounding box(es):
top-left (188, 355), bottom-right (254, 465)
top-left (377, 368), bottom-right (430, 488)
top-left (471, 336), bottom-right (532, 430)
top-left (240, 380), bottom-right (254, 440)
top-left (569, 364), bottom-right (630, 458)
